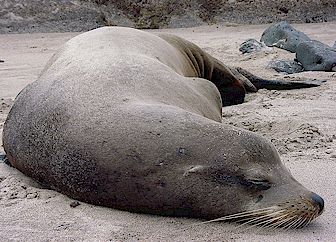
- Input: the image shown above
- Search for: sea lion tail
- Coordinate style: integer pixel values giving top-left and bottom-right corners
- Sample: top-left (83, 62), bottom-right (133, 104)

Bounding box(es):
top-left (234, 67), bottom-right (326, 91)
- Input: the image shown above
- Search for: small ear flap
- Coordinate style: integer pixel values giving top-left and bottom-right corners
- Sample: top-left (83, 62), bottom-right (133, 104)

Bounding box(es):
top-left (183, 165), bottom-right (211, 177)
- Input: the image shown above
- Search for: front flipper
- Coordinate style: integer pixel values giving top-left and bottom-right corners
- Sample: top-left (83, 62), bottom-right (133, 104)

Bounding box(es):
top-left (210, 62), bottom-right (247, 106)
top-left (234, 67), bottom-right (325, 91)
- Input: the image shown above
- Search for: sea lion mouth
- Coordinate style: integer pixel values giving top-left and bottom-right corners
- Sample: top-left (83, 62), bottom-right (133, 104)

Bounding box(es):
top-left (199, 196), bottom-right (323, 229)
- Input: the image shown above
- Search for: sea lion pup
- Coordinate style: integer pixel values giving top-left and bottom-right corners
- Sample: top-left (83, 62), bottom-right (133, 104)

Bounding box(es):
top-left (3, 27), bottom-right (324, 228)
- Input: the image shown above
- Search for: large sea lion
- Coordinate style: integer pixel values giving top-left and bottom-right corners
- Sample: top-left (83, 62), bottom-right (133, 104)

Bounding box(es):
top-left (2, 27), bottom-right (324, 228)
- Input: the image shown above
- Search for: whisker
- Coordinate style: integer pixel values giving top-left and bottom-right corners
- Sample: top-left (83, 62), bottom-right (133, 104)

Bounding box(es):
top-left (256, 213), bottom-right (291, 231)
top-left (260, 209), bottom-right (297, 229)
top-left (261, 213), bottom-right (296, 232)
top-left (241, 212), bottom-right (292, 232)
top-left (307, 210), bottom-right (318, 226)
top-left (301, 218), bottom-right (311, 228)
top-left (239, 218), bottom-right (276, 232)
top-left (216, 207), bottom-right (278, 219)
top-left (294, 216), bottom-right (309, 229)
top-left (191, 207), bottom-right (278, 226)
top-left (282, 216), bottom-right (301, 230)
top-left (187, 202), bottom-right (319, 231)
top-left (293, 218), bottom-right (305, 229)
top-left (271, 215), bottom-right (298, 229)
top-left (293, 216), bottom-right (306, 229)
top-left (309, 211), bottom-right (319, 225)
top-left (235, 210), bottom-right (286, 229)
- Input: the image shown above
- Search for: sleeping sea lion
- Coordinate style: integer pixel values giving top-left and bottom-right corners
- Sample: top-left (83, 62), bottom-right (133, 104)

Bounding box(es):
top-left (2, 27), bottom-right (324, 228)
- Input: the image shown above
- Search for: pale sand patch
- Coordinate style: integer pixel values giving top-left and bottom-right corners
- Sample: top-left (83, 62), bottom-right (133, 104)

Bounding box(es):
top-left (0, 22), bottom-right (335, 241)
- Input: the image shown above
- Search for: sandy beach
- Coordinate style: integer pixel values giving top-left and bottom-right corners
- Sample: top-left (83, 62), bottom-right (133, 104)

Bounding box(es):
top-left (0, 22), bottom-right (335, 241)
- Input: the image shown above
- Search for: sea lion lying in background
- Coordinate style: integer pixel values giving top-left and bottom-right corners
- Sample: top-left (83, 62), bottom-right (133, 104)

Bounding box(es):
top-left (2, 27), bottom-right (324, 228)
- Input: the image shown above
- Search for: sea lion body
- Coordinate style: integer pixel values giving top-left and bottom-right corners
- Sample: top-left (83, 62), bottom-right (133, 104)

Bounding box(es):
top-left (3, 27), bottom-right (323, 225)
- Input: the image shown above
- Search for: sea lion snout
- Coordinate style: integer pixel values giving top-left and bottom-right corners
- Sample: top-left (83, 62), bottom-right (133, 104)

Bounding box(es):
top-left (311, 192), bottom-right (324, 215)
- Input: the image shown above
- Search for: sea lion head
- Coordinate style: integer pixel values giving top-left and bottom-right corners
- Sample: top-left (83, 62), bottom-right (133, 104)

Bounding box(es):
top-left (181, 128), bottom-right (324, 229)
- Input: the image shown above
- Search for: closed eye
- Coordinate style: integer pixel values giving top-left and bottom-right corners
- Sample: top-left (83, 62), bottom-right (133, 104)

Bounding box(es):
top-left (243, 179), bottom-right (272, 190)
top-left (212, 173), bottom-right (272, 190)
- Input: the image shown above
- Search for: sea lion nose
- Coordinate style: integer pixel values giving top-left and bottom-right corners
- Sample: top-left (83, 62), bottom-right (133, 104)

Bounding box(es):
top-left (311, 193), bottom-right (324, 215)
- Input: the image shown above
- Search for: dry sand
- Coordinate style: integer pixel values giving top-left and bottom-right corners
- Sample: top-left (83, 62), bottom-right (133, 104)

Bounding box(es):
top-left (0, 23), bottom-right (335, 241)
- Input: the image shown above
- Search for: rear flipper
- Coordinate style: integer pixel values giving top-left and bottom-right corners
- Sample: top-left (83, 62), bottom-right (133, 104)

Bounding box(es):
top-left (233, 66), bottom-right (326, 91)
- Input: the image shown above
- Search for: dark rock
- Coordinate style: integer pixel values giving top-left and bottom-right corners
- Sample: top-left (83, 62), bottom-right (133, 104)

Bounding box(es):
top-left (0, 153), bottom-right (5, 161)
top-left (0, 153), bottom-right (12, 167)
top-left (333, 41), bottom-right (336, 49)
top-left (296, 40), bottom-right (336, 71)
top-left (268, 60), bottom-right (304, 74)
top-left (0, 0), bottom-right (133, 34)
top-left (278, 7), bottom-right (289, 14)
top-left (260, 21), bottom-right (311, 53)
top-left (1, 0), bottom-right (336, 33)
top-left (168, 12), bottom-right (205, 28)
top-left (0, 60), bottom-right (4, 63)
top-left (70, 201), bottom-right (81, 208)
top-left (239, 39), bottom-right (270, 54)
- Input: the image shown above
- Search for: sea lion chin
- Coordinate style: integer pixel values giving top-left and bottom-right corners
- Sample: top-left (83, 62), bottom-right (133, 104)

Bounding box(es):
top-left (2, 27), bottom-right (324, 228)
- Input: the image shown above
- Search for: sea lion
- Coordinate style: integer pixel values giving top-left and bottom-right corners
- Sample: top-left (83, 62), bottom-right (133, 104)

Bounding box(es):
top-left (2, 27), bottom-right (324, 228)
